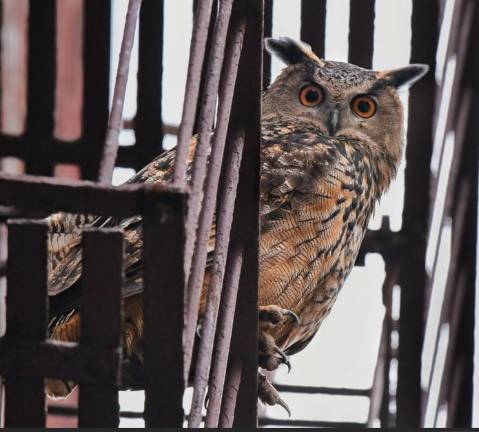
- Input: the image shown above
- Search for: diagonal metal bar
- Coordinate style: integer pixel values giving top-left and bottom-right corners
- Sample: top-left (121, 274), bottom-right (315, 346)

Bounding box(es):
top-left (205, 244), bottom-right (244, 427)
top-left (184, 11), bottom-right (246, 392)
top-left (188, 131), bottom-right (247, 425)
top-left (182, 0), bottom-right (234, 379)
top-left (173, 0), bottom-right (214, 188)
top-left (98, 0), bottom-right (142, 184)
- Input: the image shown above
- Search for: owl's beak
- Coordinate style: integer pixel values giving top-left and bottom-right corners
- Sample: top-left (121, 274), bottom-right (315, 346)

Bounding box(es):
top-left (327, 109), bottom-right (339, 136)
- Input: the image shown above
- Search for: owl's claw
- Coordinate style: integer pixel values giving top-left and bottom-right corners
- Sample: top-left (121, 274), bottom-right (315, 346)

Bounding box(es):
top-left (273, 345), bottom-right (291, 372)
top-left (258, 371), bottom-right (291, 417)
top-left (276, 397), bottom-right (292, 417)
top-left (258, 305), bottom-right (297, 372)
top-left (284, 310), bottom-right (300, 325)
top-left (259, 305), bottom-right (300, 328)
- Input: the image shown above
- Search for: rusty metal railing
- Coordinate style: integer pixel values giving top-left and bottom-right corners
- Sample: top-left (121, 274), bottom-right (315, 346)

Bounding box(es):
top-left (0, 0), bottom-right (477, 429)
top-left (0, 0), bottom-right (262, 427)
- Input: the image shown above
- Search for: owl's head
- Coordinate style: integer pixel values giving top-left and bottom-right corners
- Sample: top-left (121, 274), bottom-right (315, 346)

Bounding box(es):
top-left (264, 37), bottom-right (428, 163)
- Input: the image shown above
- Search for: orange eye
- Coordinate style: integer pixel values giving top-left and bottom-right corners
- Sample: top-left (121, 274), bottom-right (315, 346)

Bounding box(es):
top-left (299, 85), bottom-right (323, 107)
top-left (351, 95), bottom-right (377, 118)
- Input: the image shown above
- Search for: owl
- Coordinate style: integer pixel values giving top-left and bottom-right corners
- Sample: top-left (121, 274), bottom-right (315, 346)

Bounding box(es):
top-left (45, 37), bottom-right (428, 413)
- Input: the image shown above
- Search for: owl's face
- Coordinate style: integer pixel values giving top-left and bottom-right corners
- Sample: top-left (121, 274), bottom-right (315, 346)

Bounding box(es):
top-left (264, 38), bottom-right (428, 163)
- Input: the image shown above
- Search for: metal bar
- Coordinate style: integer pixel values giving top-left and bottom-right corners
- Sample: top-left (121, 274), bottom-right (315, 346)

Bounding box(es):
top-left (82, 0), bottom-right (111, 180)
top-left (439, 268), bottom-right (468, 426)
top-left (263, 0), bottom-right (273, 89)
top-left (143, 188), bottom-right (186, 427)
top-left (79, 229), bottom-right (123, 427)
top-left (0, 338), bottom-right (121, 384)
top-left (396, 0), bottom-right (439, 426)
top-left (348, 0), bottom-right (375, 68)
top-left (98, 0), bottom-right (142, 184)
top-left (192, 0), bottom-right (218, 134)
top-left (226, 0), bottom-right (263, 426)
top-left (275, 384), bottom-right (370, 397)
top-left (173, 0), bottom-right (214, 187)
top-left (426, 1), bottom-right (474, 281)
top-left (25, 0), bottom-right (56, 176)
top-left (218, 359), bottom-right (242, 428)
top-left (0, 173), bottom-right (183, 217)
top-left (368, 261), bottom-right (398, 427)
top-left (135, 0), bottom-right (164, 169)
top-left (184, 11), bottom-right (246, 391)
top-left (259, 418), bottom-right (366, 428)
top-left (183, 0), bottom-right (234, 303)
top-left (301, 0), bottom-right (327, 59)
top-left (205, 244), bottom-right (244, 427)
top-left (4, 220), bottom-right (48, 427)
top-left (188, 40), bottom-right (247, 420)
top-left (367, 319), bottom-right (389, 426)
top-left (425, 96), bottom-right (472, 416)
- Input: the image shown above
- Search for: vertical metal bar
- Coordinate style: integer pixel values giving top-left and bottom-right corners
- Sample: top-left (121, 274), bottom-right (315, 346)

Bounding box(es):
top-left (348, 0), bottom-right (375, 68)
top-left (143, 189), bottom-right (186, 427)
top-left (193, 0), bottom-right (218, 134)
top-left (183, 0), bottom-right (234, 380)
top-left (367, 261), bottom-right (398, 427)
top-left (300, 0), bottom-right (326, 59)
top-left (98, 0), bottom-right (142, 184)
top-left (188, 72), bottom-right (246, 425)
top-left (78, 229), bottom-right (123, 427)
top-left (173, 0), bottom-right (214, 187)
top-left (263, 0), bottom-right (273, 89)
top-left (218, 359), bottom-right (242, 428)
top-left (82, 0), bottom-right (111, 180)
top-left (205, 244), bottom-right (243, 428)
top-left (25, 0), bottom-right (56, 176)
top-left (396, 0), bottom-right (439, 427)
top-left (184, 9), bottom-right (245, 387)
top-left (228, 0), bottom-right (263, 427)
top-left (5, 220), bottom-right (48, 427)
top-left (135, 0), bottom-right (164, 169)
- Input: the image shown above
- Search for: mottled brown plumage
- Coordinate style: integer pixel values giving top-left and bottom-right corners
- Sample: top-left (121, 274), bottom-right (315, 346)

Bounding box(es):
top-left (45, 38), bottom-right (428, 409)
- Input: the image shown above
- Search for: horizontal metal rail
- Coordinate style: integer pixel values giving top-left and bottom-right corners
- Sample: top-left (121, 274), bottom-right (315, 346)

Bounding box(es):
top-left (0, 173), bottom-right (184, 217)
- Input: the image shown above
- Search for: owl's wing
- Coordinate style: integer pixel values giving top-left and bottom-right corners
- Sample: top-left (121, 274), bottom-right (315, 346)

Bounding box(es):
top-left (258, 124), bottom-right (372, 315)
top-left (48, 139), bottom-right (201, 321)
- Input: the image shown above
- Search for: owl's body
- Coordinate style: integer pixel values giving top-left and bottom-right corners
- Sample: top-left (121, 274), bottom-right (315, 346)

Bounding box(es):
top-left (260, 120), bottom-right (383, 353)
top-left (45, 38), bottom-right (427, 408)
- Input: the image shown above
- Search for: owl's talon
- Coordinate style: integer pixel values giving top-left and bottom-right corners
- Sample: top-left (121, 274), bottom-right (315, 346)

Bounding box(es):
top-left (258, 371), bottom-right (291, 417)
top-left (285, 310), bottom-right (300, 326)
top-left (273, 345), bottom-right (291, 372)
top-left (277, 397), bottom-right (292, 417)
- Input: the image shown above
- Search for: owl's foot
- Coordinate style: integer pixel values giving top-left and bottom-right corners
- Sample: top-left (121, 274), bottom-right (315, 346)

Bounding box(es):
top-left (259, 305), bottom-right (300, 329)
top-left (258, 371), bottom-right (291, 417)
top-left (258, 305), bottom-right (299, 371)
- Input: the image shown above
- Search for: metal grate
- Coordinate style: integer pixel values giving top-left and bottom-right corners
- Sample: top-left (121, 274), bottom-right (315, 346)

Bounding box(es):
top-left (0, 0), bottom-right (477, 428)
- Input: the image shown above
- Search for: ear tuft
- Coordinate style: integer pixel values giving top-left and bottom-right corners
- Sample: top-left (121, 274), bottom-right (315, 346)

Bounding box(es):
top-left (265, 37), bottom-right (323, 66)
top-left (378, 64), bottom-right (429, 88)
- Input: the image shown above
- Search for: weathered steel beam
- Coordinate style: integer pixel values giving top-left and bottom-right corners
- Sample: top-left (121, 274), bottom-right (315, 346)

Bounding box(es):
top-left (4, 221), bottom-right (48, 427)
top-left (143, 189), bottom-right (186, 427)
top-left (0, 173), bottom-right (184, 217)
top-left (78, 229), bottom-right (124, 427)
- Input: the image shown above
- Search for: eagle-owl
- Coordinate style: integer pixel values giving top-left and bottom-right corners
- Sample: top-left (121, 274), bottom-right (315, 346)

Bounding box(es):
top-left (45, 37), bottom-right (428, 412)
